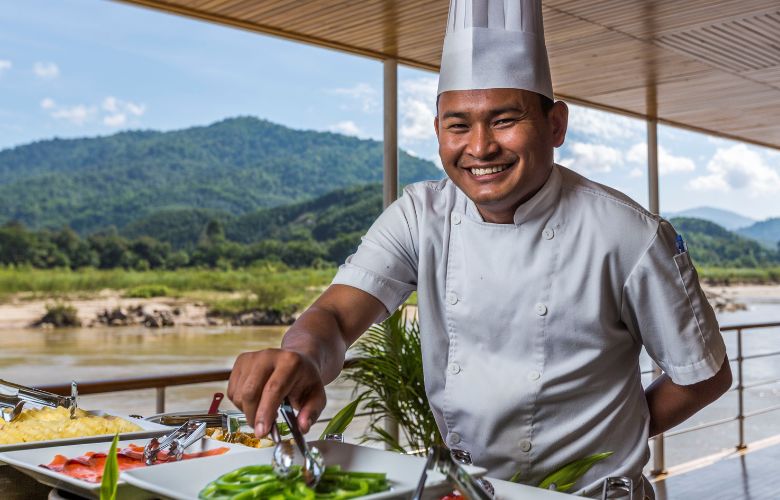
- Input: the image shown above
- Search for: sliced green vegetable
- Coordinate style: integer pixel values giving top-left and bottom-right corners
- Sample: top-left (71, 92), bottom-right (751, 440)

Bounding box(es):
top-left (537, 451), bottom-right (614, 492)
top-left (198, 465), bottom-right (389, 499)
top-left (319, 397), bottom-right (362, 440)
top-left (99, 433), bottom-right (120, 500)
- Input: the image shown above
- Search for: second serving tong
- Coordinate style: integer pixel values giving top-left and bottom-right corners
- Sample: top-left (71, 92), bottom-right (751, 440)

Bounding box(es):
top-left (143, 420), bottom-right (207, 465)
top-left (0, 379), bottom-right (78, 422)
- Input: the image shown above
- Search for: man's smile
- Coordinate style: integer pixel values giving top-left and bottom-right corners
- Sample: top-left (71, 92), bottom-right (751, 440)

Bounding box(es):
top-left (463, 163), bottom-right (513, 178)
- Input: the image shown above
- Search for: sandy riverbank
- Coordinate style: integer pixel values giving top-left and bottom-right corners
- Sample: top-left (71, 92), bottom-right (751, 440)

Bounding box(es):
top-left (1, 284), bottom-right (779, 330)
top-left (0, 290), bottom-right (214, 330)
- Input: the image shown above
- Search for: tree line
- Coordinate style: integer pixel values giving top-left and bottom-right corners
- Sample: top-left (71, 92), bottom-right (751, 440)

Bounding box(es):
top-left (0, 220), bottom-right (361, 271)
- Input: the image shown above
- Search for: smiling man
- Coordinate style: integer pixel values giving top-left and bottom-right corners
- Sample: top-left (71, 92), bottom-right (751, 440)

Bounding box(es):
top-left (228, 1), bottom-right (731, 498)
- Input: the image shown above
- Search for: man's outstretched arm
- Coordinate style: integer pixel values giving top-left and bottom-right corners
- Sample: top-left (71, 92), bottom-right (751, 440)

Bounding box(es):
top-left (645, 356), bottom-right (732, 437)
top-left (227, 284), bottom-right (386, 437)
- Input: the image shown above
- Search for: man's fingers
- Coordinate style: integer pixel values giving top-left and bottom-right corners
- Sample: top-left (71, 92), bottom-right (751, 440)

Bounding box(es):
top-left (255, 361), bottom-right (299, 436)
top-left (234, 356), bottom-right (274, 436)
top-left (294, 385), bottom-right (327, 434)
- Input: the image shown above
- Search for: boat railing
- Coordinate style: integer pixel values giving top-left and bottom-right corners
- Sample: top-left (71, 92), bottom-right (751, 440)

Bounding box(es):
top-left (647, 321), bottom-right (780, 475)
top-left (36, 322), bottom-right (780, 470)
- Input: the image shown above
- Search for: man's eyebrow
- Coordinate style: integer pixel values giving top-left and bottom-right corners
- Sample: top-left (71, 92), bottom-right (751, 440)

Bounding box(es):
top-left (440, 111), bottom-right (469, 120)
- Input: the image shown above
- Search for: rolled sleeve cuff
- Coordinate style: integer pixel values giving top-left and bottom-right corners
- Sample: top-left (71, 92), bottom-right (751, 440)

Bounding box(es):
top-left (332, 263), bottom-right (415, 323)
top-left (659, 338), bottom-right (727, 386)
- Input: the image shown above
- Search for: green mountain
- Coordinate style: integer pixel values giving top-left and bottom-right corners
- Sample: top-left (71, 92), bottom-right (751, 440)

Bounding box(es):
top-left (0, 117), bottom-right (441, 234)
top-left (670, 217), bottom-right (780, 267)
top-left (664, 206), bottom-right (755, 231)
top-left (737, 218), bottom-right (780, 250)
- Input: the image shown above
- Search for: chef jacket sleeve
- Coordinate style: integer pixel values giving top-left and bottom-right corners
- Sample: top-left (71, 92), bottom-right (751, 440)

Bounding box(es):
top-left (331, 188), bottom-right (419, 322)
top-left (621, 220), bottom-right (727, 386)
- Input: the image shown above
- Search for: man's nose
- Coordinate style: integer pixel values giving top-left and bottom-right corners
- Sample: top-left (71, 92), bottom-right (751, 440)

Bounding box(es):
top-left (466, 124), bottom-right (499, 159)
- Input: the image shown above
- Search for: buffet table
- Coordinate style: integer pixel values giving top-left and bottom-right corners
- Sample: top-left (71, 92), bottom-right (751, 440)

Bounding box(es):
top-left (0, 463), bottom-right (573, 499)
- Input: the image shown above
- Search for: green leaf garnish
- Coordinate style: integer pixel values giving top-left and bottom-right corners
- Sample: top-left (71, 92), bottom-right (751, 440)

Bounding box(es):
top-left (537, 451), bottom-right (614, 492)
top-left (99, 433), bottom-right (120, 500)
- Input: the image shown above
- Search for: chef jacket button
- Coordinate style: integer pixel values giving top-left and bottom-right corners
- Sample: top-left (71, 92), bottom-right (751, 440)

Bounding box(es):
top-left (447, 292), bottom-right (459, 305)
top-left (535, 303), bottom-right (548, 316)
top-left (543, 227), bottom-right (555, 240)
top-left (452, 213), bottom-right (462, 225)
top-left (448, 362), bottom-right (461, 375)
top-left (520, 440), bottom-right (532, 452)
top-left (528, 371), bottom-right (541, 381)
top-left (449, 432), bottom-right (462, 445)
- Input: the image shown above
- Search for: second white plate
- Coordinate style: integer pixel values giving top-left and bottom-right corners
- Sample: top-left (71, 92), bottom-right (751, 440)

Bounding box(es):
top-left (123, 440), bottom-right (487, 500)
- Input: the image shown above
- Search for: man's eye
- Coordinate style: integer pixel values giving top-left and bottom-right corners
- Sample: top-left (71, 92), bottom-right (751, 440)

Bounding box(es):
top-left (494, 119), bottom-right (516, 126)
top-left (447, 123), bottom-right (468, 130)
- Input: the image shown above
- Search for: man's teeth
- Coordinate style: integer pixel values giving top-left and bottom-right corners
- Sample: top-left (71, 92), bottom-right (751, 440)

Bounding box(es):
top-left (470, 165), bottom-right (508, 176)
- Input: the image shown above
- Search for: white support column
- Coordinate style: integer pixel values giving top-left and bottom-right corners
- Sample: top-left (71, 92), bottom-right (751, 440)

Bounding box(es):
top-left (382, 58), bottom-right (400, 449)
top-left (383, 59), bottom-right (398, 209)
top-left (647, 116), bottom-right (666, 475)
top-left (647, 118), bottom-right (659, 215)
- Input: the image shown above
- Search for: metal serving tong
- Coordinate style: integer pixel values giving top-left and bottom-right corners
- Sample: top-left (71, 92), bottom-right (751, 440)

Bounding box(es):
top-left (271, 397), bottom-right (324, 488)
top-left (143, 420), bottom-right (207, 465)
top-left (0, 379), bottom-right (78, 422)
top-left (156, 412), bottom-right (247, 433)
top-left (412, 446), bottom-right (494, 500)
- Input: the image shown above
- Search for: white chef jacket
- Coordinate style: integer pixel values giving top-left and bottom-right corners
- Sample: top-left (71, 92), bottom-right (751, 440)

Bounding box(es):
top-left (332, 163), bottom-right (726, 498)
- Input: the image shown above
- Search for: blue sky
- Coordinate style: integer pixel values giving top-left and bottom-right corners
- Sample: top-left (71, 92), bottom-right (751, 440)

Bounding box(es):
top-left (1, 0), bottom-right (779, 220)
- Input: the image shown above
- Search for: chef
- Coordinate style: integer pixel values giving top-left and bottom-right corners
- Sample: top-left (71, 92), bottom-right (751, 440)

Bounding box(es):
top-left (228, 0), bottom-right (732, 498)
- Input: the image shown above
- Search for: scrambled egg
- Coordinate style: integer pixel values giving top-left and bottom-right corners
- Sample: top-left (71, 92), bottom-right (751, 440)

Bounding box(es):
top-left (0, 406), bottom-right (141, 444)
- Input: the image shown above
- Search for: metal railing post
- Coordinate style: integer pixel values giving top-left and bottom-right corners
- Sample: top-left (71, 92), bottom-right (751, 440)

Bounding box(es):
top-left (737, 328), bottom-right (747, 450)
top-left (651, 362), bottom-right (666, 475)
top-left (156, 386), bottom-right (166, 414)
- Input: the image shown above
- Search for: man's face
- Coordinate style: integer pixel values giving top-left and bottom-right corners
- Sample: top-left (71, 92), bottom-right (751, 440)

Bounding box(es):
top-left (434, 89), bottom-right (568, 223)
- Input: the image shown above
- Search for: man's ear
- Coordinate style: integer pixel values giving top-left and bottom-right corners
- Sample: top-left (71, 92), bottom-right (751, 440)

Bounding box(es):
top-left (433, 115), bottom-right (440, 141)
top-left (549, 101), bottom-right (569, 148)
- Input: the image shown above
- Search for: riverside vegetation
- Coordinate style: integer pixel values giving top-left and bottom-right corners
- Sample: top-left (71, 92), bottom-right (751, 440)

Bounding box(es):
top-left (1, 117), bottom-right (779, 324)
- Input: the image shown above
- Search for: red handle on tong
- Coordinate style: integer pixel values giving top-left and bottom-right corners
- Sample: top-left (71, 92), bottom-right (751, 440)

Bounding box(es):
top-left (208, 392), bottom-right (224, 414)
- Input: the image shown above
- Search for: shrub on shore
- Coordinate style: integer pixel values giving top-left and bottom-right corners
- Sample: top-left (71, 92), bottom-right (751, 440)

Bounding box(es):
top-left (124, 284), bottom-right (172, 298)
top-left (33, 302), bottom-right (81, 328)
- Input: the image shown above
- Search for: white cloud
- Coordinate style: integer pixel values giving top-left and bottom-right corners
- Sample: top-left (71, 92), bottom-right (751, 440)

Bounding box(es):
top-left (40, 98), bottom-right (56, 110)
top-left (328, 120), bottom-right (362, 137)
top-left (101, 96), bottom-right (145, 127)
top-left (103, 113), bottom-right (127, 127)
top-left (51, 105), bottom-right (96, 125)
top-left (627, 142), bottom-right (696, 175)
top-left (559, 142), bottom-right (622, 175)
top-left (0, 60), bottom-right (11, 74)
top-left (566, 104), bottom-right (643, 141)
top-left (33, 61), bottom-right (59, 79)
top-left (629, 167), bottom-right (644, 178)
top-left (43, 95), bottom-right (145, 127)
top-left (399, 76), bottom-right (438, 145)
top-left (330, 83), bottom-right (378, 113)
top-left (689, 144), bottom-right (780, 194)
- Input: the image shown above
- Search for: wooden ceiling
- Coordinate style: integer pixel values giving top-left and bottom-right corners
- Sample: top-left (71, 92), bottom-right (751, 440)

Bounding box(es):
top-left (118, 0), bottom-right (780, 150)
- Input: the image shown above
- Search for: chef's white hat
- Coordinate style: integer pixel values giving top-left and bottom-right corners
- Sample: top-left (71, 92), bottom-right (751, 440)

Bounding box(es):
top-left (437, 0), bottom-right (553, 100)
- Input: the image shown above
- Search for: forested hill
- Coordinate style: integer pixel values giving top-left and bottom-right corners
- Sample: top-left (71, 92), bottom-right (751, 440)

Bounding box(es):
top-left (0, 116), bottom-right (442, 234)
top-left (670, 217), bottom-right (780, 268)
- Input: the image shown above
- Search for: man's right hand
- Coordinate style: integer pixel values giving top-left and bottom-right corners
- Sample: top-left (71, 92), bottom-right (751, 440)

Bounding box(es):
top-left (227, 348), bottom-right (326, 437)
top-left (226, 284), bottom-right (388, 439)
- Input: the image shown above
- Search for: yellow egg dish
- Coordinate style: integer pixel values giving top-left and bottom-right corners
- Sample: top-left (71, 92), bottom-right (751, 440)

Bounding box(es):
top-left (0, 406), bottom-right (141, 444)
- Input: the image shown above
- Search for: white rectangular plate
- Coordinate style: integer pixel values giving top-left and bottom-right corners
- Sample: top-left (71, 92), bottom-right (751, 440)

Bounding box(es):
top-left (123, 440), bottom-right (486, 500)
top-left (0, 436), bottom-right (253, 499)
top-left (0, 410), bottom-right (172, 453)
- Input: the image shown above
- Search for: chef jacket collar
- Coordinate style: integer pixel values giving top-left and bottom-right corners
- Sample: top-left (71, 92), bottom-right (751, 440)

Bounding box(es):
top-left (464, 163), bottom-right (562, 226)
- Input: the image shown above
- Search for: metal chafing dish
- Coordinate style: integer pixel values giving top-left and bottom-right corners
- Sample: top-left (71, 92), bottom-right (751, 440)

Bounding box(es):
top-left (0, 379), bottom-right (78, 422)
